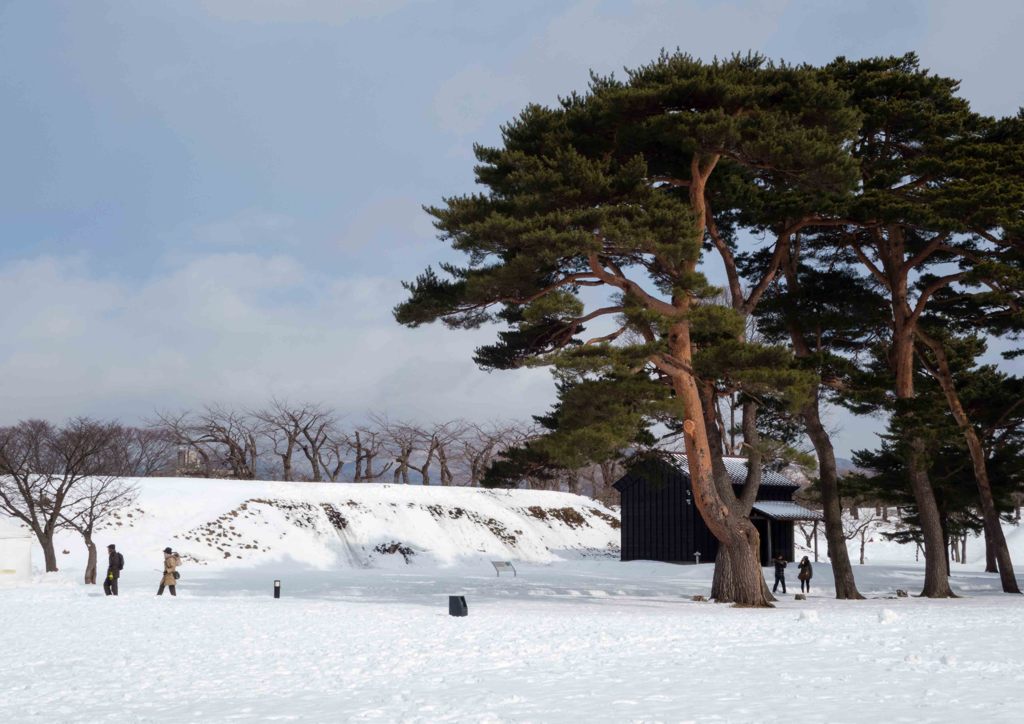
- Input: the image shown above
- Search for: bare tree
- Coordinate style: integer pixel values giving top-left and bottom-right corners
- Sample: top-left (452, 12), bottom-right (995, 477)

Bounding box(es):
top-left (155, 407), bottom-right (264, 479)
top-left (373, 416), bottom-right (421, 484)
top-left (196, 406), bottom-right (263, 479)
top-left (347, 426), bottom-right (391, 482)
top-left (59, 477), bottom-right (138, 584)
top-left (413, 421), bottom-right (467, 486)
top-left (579, 459), bottom-right (624, 504)
top-left (460, 422), bottom-right (526, 487)
top-left (0, 419), bottom-right (118, 572)
top-left (391, 428), bottom-right (417, 484)
top-left (797, 520), bottom-right (821, 562)
top-left (254, 400), bottom-right (337, 482)
top-left (315, 433), bottom-right (350, 482)
top-left (434, 422), bottom-right (468, 486)
top-left (103, 425), bottom-right (176, 477)
top-left (842, 509), bottom-right (882, 565)
top-left (562, 468), bottom-right (582, 495)
top-left (153, 411), bottom-right (216, 476)
top-left (296, 406), bottom-right (337, 482)
top-left (254, 400), bottom-right (302, 482)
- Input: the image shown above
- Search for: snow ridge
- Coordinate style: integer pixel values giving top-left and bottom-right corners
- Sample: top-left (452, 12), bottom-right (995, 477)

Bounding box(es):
top-left (81, 477), bottom-right (621, 570)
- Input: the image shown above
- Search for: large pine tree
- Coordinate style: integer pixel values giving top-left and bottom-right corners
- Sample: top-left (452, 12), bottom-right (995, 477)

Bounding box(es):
top-left (814, 54), bottom-right (1024, 596)
top-left (396, 53), bottom-right (858, 606)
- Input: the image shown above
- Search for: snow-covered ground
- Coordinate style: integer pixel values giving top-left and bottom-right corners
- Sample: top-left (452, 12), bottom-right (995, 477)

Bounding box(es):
top-left (3, 561), bottom-right (1024, 723)
top-left (2, 480), bottom-right (1024, 722)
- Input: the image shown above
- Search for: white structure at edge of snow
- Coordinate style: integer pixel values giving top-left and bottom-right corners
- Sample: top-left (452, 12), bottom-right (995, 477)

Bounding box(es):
top-left (0, 518), bottom-right (32, 582)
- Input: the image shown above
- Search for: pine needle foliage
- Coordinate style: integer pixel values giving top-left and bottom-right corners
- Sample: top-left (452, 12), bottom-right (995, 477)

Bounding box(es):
top-left (396, 53), bottom-right (858, 482)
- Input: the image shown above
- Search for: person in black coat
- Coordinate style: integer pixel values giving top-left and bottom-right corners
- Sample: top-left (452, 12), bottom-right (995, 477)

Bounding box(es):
top-left (103, 544), bottom-right (122, 596)
top-left (798, 556), bottom-right (813, 593)
top-left (772, 552), bottom-right (787, 594)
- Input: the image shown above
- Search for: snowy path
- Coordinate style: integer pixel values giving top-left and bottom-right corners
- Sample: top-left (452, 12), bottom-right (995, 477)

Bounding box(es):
top-left (2, 561), bottom-right (1024, 722)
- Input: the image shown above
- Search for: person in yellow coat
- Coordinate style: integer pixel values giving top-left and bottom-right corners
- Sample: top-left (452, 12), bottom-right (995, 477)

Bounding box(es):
top-left (157, 547), bottom-right (181, 596)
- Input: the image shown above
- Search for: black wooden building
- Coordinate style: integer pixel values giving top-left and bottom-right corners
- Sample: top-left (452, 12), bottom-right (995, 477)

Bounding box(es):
top-left (613, 454), bottom-right (822, 565)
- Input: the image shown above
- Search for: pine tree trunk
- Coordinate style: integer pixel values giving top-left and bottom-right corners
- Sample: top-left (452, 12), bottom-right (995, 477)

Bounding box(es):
top-left (894, 413), bottom-right (953, 596)
top-left (670, 327), bottom-right (771, 607)
top-left (985, 529), bottom-right (999, 573)
top-left (801, 398), bottom-right (864, 599)
top-left (779, 255), bottom-right (862, 598)
top-left (965, 432), bottom-right (1018, 588)
top-left (918, 467), bottom-right (953, 592)
top-left (908, 438), bottom-right (956, 597)
top-left (942, 512), bottom-right (953, 577)
top-left (918, 332), bottom-right (1019, 593)
top-left (885, 249), bottom-right (954, 598)
top-left (710, 531), bottom-right (776, 605)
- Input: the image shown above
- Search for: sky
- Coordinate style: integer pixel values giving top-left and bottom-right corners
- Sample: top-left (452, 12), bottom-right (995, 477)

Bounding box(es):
top-left (1, 0), bottom-right (1022, 458)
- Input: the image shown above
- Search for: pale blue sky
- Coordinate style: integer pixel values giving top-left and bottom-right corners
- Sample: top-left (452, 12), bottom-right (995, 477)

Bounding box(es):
top-left (2, 0), bottom-right (1021, 457)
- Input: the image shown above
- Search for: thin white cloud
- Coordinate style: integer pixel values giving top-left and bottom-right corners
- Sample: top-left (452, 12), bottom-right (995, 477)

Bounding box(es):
top-left (0, 256), bottom-right (123, 343)
top-left (0, 252), bottom-right (554, 426)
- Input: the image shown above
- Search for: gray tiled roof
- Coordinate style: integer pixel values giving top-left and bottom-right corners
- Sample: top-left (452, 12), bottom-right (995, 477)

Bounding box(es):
top-left (668, 453), bottom-right (797, 488)
top-left (751, 501), bottom-right (823, 521)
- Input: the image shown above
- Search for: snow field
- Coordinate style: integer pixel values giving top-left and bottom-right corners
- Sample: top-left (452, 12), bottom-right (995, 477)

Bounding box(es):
top-left (3, 478), bottom-right (1024, 722)
top-left (2, 561), bottom-right (1024, 722)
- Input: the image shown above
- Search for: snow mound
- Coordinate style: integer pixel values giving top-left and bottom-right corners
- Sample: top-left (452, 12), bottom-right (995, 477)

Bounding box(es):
top-left (798, 609), bottom-right (819, 622)
top-left (53, 477), bottom-right (621, 570)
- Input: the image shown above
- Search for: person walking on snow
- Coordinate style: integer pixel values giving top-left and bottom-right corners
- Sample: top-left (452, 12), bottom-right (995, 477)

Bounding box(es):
top-left (157, 547), bottom-right (181, 596)
top-left (772, 552), bottom-right (787, 594)
top-left (103, 543), bottom-right (123, 596)
top-left (798, 555), bottom-right (813, 593)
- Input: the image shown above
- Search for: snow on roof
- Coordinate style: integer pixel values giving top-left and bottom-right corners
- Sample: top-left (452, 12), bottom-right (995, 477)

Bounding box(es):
top-left (669, 454), bottom-right (798, 487)
top-left (751, 501), bottom-right (823, 521)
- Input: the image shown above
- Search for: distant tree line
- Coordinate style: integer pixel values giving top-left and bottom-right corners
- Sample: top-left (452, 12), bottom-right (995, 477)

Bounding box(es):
top-left (150, 400), bottom-right (621, 499)
top-left (0, 404), bottom-right (624, 577)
